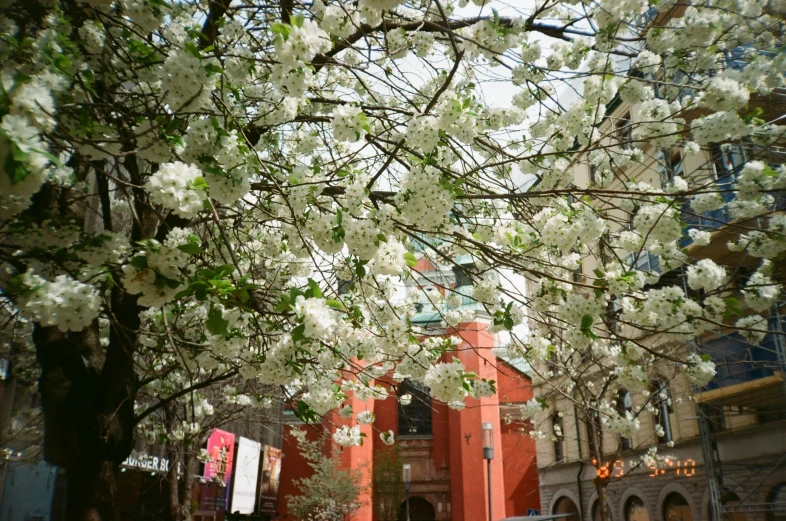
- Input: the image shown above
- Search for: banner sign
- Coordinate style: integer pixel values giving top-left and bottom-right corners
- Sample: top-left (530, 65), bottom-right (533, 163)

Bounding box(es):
top-left (257, 445), bottom-right (282, 514)
top-left (204, 429), bottom-right (236, 486)
top-left (229, 437), bottom-right (262, 514)
top-left (122, 452), bottom-right (172, 473)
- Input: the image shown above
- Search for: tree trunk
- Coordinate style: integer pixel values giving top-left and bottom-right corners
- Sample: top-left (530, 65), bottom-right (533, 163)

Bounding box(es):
top-left (34, 325), bottom-right (136, 521)
top-left (64, 460), bottom-right (117, 521)
top-left (594, 475), bottom-right (610, 521)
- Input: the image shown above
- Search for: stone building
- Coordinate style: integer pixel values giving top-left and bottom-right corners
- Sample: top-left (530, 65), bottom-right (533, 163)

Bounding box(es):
top-left (528, 17), bottom-right (786, 521)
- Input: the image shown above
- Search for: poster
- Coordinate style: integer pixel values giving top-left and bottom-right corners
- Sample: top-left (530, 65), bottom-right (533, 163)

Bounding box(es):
top-left (257, 445), bottom-right (282, 514)
top-left (204, 429), bottom-right (236, 486)
top-left (229, 437), bottom-right (262, 515)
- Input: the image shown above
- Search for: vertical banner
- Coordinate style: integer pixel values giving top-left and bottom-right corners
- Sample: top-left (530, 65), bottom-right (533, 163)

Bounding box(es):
top-left (204, 429), bottom-right (236, 486)
top-left (257, 446), bottom-right (283, 514)
top-left (229, 437), bottom-right (262, 515)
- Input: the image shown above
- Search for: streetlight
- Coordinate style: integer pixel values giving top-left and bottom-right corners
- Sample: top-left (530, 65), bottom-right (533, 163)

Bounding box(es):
top-left (402, 463), bottom-right (411, 521)
top-left (482, 422), bottom-right (494, 521)
top-left (400, 392), bottom-right (413, 406)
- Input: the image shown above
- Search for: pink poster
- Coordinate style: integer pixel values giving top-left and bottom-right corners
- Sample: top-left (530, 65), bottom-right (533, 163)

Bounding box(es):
top-left (204, 429), bottom-right (236, 485)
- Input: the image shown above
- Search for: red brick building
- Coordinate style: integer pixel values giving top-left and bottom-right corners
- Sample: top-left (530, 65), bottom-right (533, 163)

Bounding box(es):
top-left (277, 257), bottom-right (540, 521)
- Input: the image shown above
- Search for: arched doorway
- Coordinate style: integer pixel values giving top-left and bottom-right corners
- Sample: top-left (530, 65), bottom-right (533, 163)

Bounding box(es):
top-left (554, 496), bottom-right (580, 520)
top-left (625, 496), bottom-right (650, 521)
top-left (663, 492), bottom-right (692, 521)
top-left (397, 496), bottom-right (436, 521)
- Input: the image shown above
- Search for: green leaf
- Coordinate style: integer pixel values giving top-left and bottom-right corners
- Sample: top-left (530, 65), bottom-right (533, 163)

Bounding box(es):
top-left (326, 299), bottom-right (345, 310)
top-left (214, 264), bottom-right (236, 278)
top-left (129, 256), bottom-right (148, 270)
top-left (177, 243), bottom-right (202, 255)
top-left (184, 42), bottom-right (201, 58)
top-left (191, 176), bottom-right (209, 190)
top-left (206, 306), bottom-right (229, 336)
top-left (291, 324), bottom-right (306, 343)
top-left (270, 22), bottom-right (292, 40)
top-left (403, 252), bottom-right (417, 268)
top-left (307, 278), bottom-right (323, 299)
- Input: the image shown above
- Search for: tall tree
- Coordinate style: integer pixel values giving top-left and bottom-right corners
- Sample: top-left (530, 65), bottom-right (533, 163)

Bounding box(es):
top-left (0, 0), bottom-right (783, 519)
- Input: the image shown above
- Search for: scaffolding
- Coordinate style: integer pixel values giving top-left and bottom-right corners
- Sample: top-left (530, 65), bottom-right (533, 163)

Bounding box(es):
top-left (696, 305), bottom-right (786, 521)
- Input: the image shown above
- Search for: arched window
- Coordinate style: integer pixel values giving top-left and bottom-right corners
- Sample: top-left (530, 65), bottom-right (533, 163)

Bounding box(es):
top-left (625, 496), bottom-right (650, 521)
top-left (398, 380), bottom-right (432, 437)
top-left (554, 496), bottom-right (580, 521)
top-left (553, 413), bottom-right (565, 463)
top-left (663, 493), bottom-right (692, 521)
top-left (652, 381), bottom-right (673, 444)
top-left (766, 484), bottom-right (786, 521)
top-left (616, 389), bottom-right (633, 450)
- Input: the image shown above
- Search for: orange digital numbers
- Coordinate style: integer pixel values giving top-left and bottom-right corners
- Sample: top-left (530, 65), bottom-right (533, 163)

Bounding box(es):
top-left (612, 460), bottom-right (625, 478)
top-left (644, 459), bottom-right (697, 478)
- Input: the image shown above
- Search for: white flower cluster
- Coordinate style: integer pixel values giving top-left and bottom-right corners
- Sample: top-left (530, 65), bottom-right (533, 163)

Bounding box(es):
top-left (684, 354), bottom-right (716, 387)
top-left (20, 272), bottom-right (102, 332)
top-left (395, 165), bottom-right (454, 228)
top-left (605, 411), bottom-right (640, 439)
top-left (275, 19), bottom-right (332, 69)
top-left (471, 275), bottom-right (500, 304)
top-left (333, 105), bottom-right (368, 142)
top-left (692, 192), bottom-right (726, 216)
top-left (145, 162), bottom-right (207, 219)
top-left (333, 425), bottom-right (362, 447)
top-left (295, 297), bottom-right (338, 341)
top-left (519, 398), bottom-right (544, 419)
top-left (405, 115), bottom-right (441, 152)
top-left (736, 315), bottom-right (768, 344)
top-left (686, 259), bottom-right (726, 293)
top-left (742, 261), bottom-right (781, 312)
top-left (379, 430), bottom-right (395, 445)
top-left (357, 410), bottom-right (375, 424)
top-left (424, 361), bottom-right (467, 406)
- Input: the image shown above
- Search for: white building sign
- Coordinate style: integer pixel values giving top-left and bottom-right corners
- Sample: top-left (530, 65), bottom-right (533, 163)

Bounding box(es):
top-left (229, 437), bottom-right (262, 514)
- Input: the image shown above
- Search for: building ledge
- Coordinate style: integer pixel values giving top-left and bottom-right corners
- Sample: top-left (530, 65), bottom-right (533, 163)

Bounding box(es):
top-left (696, 372), bottom-right (785, 408)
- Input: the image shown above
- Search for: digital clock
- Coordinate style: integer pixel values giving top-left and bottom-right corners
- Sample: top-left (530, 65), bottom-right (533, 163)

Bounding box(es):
top-left (594, 458), bottom-right (697, 478)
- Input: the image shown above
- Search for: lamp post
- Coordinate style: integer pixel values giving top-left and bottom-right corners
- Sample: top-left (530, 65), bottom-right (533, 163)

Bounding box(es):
top-left (402, 463), bottom-right (411, 521)
top-left (482, 422), bottom-right (494, 521)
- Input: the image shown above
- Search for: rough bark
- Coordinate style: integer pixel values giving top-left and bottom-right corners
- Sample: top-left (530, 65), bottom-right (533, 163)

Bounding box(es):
top-left (34, 325), bottom-right (136, 520)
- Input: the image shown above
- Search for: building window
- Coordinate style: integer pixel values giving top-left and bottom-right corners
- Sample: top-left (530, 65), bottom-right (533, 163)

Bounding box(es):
top-left (588, 408), bottom-right (603, 460)
top-left (653, 380), bottom-right (673, 444)
top-left (663, 493), bottom-right (692, 521)
top-left (616, 389), bottom-right (634, 450)
top-left (659, 149), bottom-right (684, 186)
top-left (626, 497), bottom-right (650, 521)
top-left (398, 380), bottom-right (432, 437)
top-left (553, 414), bottom-right (565, 463)
top-left (616, 112), bottom-right (633, 149)
top-left (766, 484), bottom-right (786, 521)
top-left (554, 497), bottom-right (580, 521)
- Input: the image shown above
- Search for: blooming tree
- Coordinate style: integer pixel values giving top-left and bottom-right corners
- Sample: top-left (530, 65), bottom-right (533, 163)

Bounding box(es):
top-left (287, 429), bottom-right (366, 521)
top-left (0, 0), bottom-right (784, 518)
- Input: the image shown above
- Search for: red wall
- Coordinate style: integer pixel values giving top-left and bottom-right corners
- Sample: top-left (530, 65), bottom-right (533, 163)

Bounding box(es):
top-left (277, 327), bottom-right (540, 521)
top-left (497, 360), bottom-right (541, 517)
